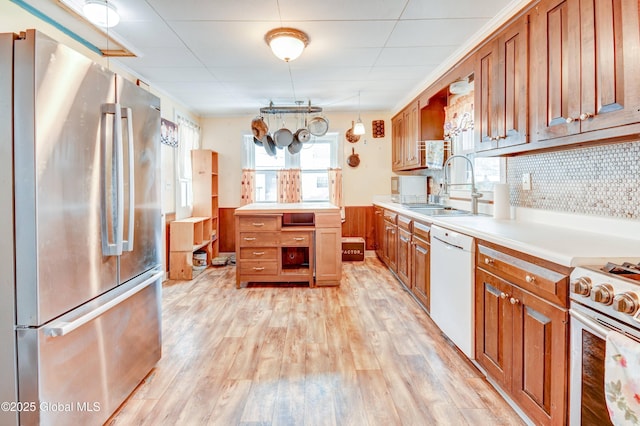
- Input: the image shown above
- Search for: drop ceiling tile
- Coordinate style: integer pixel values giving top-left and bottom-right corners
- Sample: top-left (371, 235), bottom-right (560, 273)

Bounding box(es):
top-left (402, 0), bottom-right (509, 19)
top-left (116, 47), bottom-right (202, 68)
top-left (375, 46), bottom-right (455, 67)
top-left (277, 0), bottom-right (407, 20)
top-left (145, 0), bottom-right (281, 21)
top-left (135, 67), bottom-right (217, 83)
top-left (387, 18), bottom-right (490, 47)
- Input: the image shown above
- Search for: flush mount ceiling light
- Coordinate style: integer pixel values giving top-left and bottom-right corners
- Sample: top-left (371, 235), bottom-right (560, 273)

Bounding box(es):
top-left (265, 28), bottom-right (309, 62)
top-left (353, 91), bottom-right (365, 135)
top-left (83, 0), bottom-right (120, 28)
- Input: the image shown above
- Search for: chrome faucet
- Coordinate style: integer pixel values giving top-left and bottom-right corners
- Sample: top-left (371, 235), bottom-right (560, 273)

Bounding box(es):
top-left (442, 154), bottom-right (483, 214)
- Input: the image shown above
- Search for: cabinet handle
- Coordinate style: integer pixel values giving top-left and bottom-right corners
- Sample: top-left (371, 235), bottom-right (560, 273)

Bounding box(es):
top-left (500, 292), bottom-right (509, 299)
top-left (525, 274), bottom-right (536, 283)
top-left (484, 258), bottom-right (494, 265)
top-left (293, 237), bottom-right (305, 241)
top-left (252, 251), bottom-right (265, 256)
top-left (510, 297), bottom-right (520, 305)
top-left (252, 267), bottom-right (265, 271)
top-left (252, 222), bottom-right (265, 227)
top-left (244, 237), bottom-right (256, 241)
top-left (579, 112), bottom-right (593, 121)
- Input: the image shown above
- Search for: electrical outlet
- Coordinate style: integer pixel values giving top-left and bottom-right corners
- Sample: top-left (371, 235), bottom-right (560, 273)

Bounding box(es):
top-left (522, 173), bottom-right (532, 191)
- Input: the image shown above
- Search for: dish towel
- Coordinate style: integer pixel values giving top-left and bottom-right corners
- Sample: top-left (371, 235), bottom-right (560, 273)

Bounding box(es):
top-left (605, 331), bottom-right (640, 425)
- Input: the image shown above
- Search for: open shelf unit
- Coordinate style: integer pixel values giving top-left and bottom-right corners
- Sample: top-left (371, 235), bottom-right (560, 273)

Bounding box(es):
top-left (168, 149), bottom-right (219, 280)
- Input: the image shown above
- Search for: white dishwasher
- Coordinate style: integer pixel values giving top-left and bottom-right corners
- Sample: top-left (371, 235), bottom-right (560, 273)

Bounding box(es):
top-left (430, 225), bottom-right (475, 359)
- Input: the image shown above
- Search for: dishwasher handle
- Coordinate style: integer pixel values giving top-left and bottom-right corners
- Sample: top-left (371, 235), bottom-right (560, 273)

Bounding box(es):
top-left (432, 235), bottom-right (464, 251)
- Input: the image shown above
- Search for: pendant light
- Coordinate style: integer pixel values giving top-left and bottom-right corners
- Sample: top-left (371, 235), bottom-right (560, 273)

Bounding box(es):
top-left (265, 28), bottom-right (309, 62)
top-left (83, 0), bottom-right (120, 28)
top-left (353, 91), bottom-right (365, 135)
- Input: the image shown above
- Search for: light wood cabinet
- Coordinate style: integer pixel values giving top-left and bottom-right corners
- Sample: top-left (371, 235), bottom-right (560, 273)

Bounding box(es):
top-left (234, 207), bottom-right (341, 288)
top-left (410, 222), bottom-right (430, 311)
top-left (169, 217), bottom-right (212, 280)
top-left (191, 149), bottom-right (219, 259)
top-left (475, 13), bottom-right (529, 151)
top-left (531, 0), bottom-right (640, 142)
top-left (475, 241), bottom-right (570, 426)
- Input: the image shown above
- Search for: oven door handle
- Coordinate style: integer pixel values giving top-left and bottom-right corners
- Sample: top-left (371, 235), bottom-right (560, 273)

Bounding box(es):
top-left (570, 308), bottom-right (610, 339)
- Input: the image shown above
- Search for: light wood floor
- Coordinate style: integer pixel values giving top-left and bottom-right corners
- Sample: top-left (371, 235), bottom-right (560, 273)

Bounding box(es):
top-left (108, 257), bottom-right (524, 426)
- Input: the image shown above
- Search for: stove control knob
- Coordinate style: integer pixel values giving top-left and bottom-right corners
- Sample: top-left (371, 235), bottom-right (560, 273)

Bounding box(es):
top-left (570, 277), bottom-right (592, 296)
top-left (590, 284), bottom-right (614, 305)
top-left (613, 292), bottom-right (640, 315)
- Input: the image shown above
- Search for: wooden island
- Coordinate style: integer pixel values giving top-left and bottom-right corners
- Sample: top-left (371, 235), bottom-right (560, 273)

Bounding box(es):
top-left (234, 203), bottom-right (342, 288)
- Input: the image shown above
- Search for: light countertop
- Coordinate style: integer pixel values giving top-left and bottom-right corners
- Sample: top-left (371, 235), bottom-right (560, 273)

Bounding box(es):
top-left (235, 202), bottom-right (340, 214)
top-left (373, 201), bottom-right (640, 267)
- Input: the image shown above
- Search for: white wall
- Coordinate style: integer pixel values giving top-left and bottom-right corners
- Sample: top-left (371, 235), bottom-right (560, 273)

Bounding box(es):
top-left (200, 111), bottom-right (393, 207)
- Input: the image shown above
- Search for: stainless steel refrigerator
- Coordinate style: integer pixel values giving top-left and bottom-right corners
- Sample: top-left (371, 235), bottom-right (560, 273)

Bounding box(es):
top-left (0, 29), bottom-right (163, 425)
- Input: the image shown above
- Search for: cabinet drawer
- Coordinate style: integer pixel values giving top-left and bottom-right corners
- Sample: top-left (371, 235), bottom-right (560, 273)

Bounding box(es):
top-left (238, 232), bottom-right (279, 247)
top-left (397, 215), bottom-right (413, 231)
top-left (238, 216), bottom-right (279, 231)
top-left (280, 231), bottom-right (312, 246)
top-left (413, 221), bottom-right (430, 240)
top-left (383, 210), bottom-right (397, 224)
top-left (239, 247), bottom-right (278, 260)
top-left (477, 243), bottom-right (569, 307)
top-left (239, 261), bottom-right (278, 275)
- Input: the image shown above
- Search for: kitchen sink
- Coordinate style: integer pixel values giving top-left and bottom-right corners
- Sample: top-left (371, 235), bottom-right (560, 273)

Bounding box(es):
top-left (409, 208), bottom-right (474, 216)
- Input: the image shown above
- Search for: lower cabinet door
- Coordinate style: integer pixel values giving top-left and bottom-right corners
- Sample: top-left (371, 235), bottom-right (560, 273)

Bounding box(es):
top-left (511, 287), bottom-right (568, 426)
top-left (410, 236), bottom-right (430, 310)
top-left (396, 228), bottom-right (411, 286)
top-left (475, 269), bottom-right (513, 389)
top-left (315, 227), bottom-right (341, 285)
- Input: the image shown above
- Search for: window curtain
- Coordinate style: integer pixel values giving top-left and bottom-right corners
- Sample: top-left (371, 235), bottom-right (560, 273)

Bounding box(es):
top-left (328, 168), bottom-right (343, 208)
top-left (277, 169), bottom-right (302, 203)
top-left (240, 169), bottom-right (255, 206)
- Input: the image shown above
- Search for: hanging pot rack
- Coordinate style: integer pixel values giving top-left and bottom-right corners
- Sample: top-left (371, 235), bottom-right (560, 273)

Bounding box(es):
top-left (259, 101), bottom-right (322, 115)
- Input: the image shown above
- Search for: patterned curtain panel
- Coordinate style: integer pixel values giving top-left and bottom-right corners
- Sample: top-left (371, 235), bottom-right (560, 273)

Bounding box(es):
top-left (328, 168), bottom-right (343, 208)
top-left (240, 169), bottom-right (255, 205)
top-left (277, 169), bottom-right (302, 203)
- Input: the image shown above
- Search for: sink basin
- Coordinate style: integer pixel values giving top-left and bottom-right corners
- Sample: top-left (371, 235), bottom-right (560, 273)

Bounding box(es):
top-left (406, 207), bottom-right (475, 216)
top-left (402, 203), bottom-right (445, 209)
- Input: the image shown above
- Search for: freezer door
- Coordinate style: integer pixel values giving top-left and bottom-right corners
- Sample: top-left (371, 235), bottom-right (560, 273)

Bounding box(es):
top-left (17, 271), bottom-right (162, 426)
top-left (116, 76), bottom-right (162, 284)
top-left (13, 30), bottom-right (118, 326)
top-left (0, 32), bottom-right (19, 426)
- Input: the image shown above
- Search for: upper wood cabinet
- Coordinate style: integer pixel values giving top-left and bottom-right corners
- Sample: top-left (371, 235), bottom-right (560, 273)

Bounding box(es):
top-left (391, 101), bottom-right (420, 171)
top-left (391, 91), bottom-right (446, 171)
top-left (475, 13), bottom-right (530, 151)
top-left (531, 0), bottom-right (640, 141)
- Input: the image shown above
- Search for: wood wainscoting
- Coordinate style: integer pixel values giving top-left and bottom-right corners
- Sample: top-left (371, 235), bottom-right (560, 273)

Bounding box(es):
top-left (219, 207), bottom-right (237, 253)
top-left (342, 206), bottom-right (376, 250)
top-left (164, 212), bottom-right (176, 272)
top-left (219, 206), bottom-right (376, 253)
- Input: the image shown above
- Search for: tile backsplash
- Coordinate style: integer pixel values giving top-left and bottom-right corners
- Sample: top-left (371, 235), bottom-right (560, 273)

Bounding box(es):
top-left (507, 141), bottom-right (640, 220)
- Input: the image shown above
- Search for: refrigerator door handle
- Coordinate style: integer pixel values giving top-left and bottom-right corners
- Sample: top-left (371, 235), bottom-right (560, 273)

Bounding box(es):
top-left (100, 103), bottom-right (124, 256)
top-left (43, 270), bottom-right (163, 337)
top-left (121, 107), bottom-right (135, 252)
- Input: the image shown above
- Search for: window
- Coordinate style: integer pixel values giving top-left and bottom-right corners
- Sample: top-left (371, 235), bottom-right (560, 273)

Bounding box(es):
top-left (175, 114), bottom-right (200, 218)
top-left (243, 133), bottom-right (339, 202)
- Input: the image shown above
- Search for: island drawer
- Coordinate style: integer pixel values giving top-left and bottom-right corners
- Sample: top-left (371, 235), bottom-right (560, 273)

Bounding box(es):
top-left (280, 231), bottom-right (312, 246)
top-left (238, 216), bottom-right (279, 231)
top-left (239, 261), bottom-right (278, 275)
top-left (239, 247), bottom-right (278, 260)
top-left (238, 232), bottom-right (279, 247)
